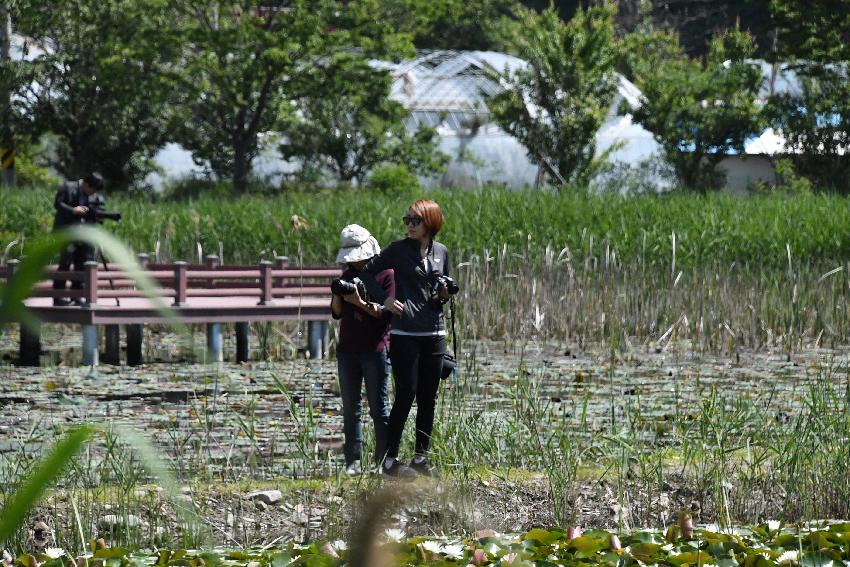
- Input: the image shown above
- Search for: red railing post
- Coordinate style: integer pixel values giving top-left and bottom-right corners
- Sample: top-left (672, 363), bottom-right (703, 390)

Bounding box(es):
top-left (83, 260), bottom-right (98, 306)
top-left (173, 261), bottom-right (187, 307)
top-left (258, 260), bottom-right (272, 305)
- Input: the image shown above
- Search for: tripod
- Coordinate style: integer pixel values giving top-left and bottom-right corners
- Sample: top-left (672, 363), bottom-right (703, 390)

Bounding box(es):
top-left (99, 249), bottom-right (120, 307)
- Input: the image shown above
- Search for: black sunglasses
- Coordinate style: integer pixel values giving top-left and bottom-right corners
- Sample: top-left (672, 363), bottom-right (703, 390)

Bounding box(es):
top-left (402, 215), bottom-right (423, 227)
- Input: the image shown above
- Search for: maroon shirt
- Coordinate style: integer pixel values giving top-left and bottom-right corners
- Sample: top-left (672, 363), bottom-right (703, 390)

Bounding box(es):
top-left (332, 268), bottom-right (394, 353)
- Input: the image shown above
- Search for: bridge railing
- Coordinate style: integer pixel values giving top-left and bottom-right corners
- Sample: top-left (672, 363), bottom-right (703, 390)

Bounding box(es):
top-left (1, 254), bottom-right (339, 307)
top-left (0, 254), bottom-right (342, 366)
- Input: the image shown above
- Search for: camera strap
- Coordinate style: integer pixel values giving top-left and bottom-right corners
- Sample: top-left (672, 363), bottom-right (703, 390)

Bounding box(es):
top-left (448, 296), bottom-right (458, 380)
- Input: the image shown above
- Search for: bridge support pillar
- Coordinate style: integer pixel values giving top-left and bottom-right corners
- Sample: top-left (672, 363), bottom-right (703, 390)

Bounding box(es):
top-left (103, 325), bottom-right (120, 365)
top-left (126, 324), bottom-right (143, 366)
top-left (235, 322), bottom-right (250, 363)
top-left (206, 323), bottom-right (223, 363)
top-left (19, 322), bottom-right (41, 367)
top-left (308, 321), bottom-right (328, 359)
top-left (82, 325), bottom-right (98, 366)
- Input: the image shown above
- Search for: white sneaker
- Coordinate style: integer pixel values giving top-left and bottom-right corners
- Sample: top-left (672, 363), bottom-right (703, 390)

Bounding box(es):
top-left (344, 460), bottom-right (362, 476)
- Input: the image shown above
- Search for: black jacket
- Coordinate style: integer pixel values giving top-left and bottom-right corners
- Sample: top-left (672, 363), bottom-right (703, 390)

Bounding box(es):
top-left (53, 181), bottom-right (92, 230)
top-left (360, 238), bottom-right (451, 334)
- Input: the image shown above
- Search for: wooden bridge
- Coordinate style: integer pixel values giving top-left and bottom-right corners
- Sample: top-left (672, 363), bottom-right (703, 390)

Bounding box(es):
top-left (1, 254), bottom-right (338, 366)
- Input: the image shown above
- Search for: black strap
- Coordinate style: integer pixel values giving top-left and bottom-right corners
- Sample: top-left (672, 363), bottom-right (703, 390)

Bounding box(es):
top-left (449, 296), bottom-right (458, 363)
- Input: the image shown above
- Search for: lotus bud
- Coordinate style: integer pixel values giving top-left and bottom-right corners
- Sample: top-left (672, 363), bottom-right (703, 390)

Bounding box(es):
top-left (567, 527), bottom-right (582, 540)
top-left (96, 539), bottom-right (107, 550)
top-left (678, 511), bottom-right (694, 539)
top-left (2, 551), bottom-right (12, 567)
top-left (609, 533), bottom-right (622, 551)
top-left (472, 548), bottom-right (488, 565)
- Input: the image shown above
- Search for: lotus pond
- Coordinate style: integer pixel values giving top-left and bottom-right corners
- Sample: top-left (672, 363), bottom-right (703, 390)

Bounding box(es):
top-left (1, 327), bottom-right (850, 556)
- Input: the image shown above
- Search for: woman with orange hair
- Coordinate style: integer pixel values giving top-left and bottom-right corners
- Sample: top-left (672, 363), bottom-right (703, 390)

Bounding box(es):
top-left (359, 198), bottom-right (458, 478)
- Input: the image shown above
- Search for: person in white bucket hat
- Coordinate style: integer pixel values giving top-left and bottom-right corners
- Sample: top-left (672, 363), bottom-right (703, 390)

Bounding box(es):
top-left (330, 224), bottom-right (395, 475)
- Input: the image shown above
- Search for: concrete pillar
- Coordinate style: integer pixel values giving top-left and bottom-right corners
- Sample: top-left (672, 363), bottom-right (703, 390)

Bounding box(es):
top-left (103, 325), bottom-right (120, 365)
top-left (206, 322), bottom-right (223, 363)
top-left (126, 324), bottom-right (143, 366)
top-left (235, 322), bottom-right (250, 363)
top-left (82, 325), bottom-right (98, 366)
top-left (308, 320), bottom-right (329, 359)
top-left (19, 322), bottom-right (41, 367)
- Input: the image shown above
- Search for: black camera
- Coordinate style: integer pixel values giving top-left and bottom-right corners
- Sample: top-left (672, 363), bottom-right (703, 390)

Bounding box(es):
top-left (331, 277), bottom-right (366, 297)
top-left (434, 274), bottom-right (459, 296)
top-left (84, 194), bottom-right (121, 223)
top-left (428, 274), bottom-right (459, 307)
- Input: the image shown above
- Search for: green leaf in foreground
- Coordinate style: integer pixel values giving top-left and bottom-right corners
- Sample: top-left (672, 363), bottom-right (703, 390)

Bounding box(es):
top-left (0, 425), bottom-right (95, 544)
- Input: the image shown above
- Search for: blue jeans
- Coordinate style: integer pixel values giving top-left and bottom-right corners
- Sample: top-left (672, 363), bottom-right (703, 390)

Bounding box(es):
top-left (337, 350), bottom-right (390, 466)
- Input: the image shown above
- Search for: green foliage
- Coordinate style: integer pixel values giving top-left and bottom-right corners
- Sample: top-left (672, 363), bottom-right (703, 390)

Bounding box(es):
top-left (377, 0), bottom-right (520, 50)
top-left (11, 0), bottom-right (181, 188)
top-left (0, 426), bottom-right (94, 545)
top-left (766, 65), bottom-right (850, 193)
top-left (756, 158), bottom-right (814, 195)
top-left (277, 54), bottom-right (447, 184)
top-left (624, 26), bottom-right (763, 191)
top-left (7, 524), bottom-right (850, 566)
top-left (174, 0), bottom-right (412, 194)
top-left (487, 3), bottom-right (619, 187)
top-left (12, 146), bottom-right (58, 188)
top-left (365, 163), bottom-right (421, 193)
top-left (765, 0), bottom-right (850, 62)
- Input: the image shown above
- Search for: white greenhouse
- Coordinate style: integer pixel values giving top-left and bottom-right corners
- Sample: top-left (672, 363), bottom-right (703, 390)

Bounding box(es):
top-left (374, 50), bottom-right (661, 189)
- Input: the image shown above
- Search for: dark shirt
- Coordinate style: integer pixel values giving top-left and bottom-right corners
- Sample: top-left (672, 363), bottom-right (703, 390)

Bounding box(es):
top-left (332, 267), bottom-right (394, 353)
top-left (53, 180), bottom-right (92, 230)
top-left (360, 238), bottom-right (451, 334)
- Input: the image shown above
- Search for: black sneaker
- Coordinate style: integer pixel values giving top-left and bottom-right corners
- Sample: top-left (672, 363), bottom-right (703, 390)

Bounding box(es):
top-left (409, 458), bottom-right (436, 477)
top-left (71, 298), bottom-right (88, 306)
top-left (53, 298), bottom-right (73, 306)
top-left (382, 460), bottom-right (417, 480)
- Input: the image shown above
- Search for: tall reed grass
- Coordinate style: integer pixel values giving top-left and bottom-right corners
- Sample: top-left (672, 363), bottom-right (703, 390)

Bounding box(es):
top-left (5, 186), bottom-right (850, 269)
top-left (6, 187), bottom-right (850, 348)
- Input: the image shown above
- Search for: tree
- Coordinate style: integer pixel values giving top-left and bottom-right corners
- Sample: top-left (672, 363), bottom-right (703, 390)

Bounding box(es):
top-left (277, 54), bottom-right (446, 185)
top-left (758, 0), bottom-right (850, 192)
top-left (173, 0), bottom-right (410, 194)
top-left (763, 0), bottom-right (850, 62)
top-left (486, 3), bottom-right (619, 187)
top-left (378, 0), bottom-right (519, 50)
top-left (11, 0), bottom-right (180, 188)
top-left (624, 27), bottom-right (763, 191)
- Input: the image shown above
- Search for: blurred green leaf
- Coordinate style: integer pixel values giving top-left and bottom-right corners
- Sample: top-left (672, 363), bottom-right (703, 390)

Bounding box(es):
top-left (0, 426), bottom-right (95, 544)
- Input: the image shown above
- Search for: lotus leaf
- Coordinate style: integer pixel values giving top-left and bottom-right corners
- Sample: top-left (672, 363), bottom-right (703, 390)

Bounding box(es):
top-left (524, 528), bottom-right (564, 545)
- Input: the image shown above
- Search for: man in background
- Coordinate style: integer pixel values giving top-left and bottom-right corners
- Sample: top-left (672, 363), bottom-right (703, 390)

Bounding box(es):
top-left (51, 172), bottom-right (104, 306)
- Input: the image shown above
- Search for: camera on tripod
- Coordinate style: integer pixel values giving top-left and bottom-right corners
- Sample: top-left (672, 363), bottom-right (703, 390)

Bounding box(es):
top-left (331, 277), bottom-right (367, 298)
top-left (84, 194), bottom-right (122, 223)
